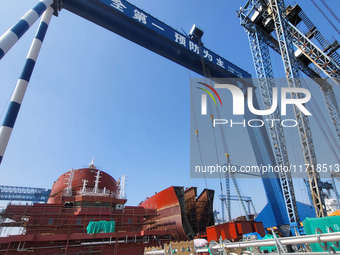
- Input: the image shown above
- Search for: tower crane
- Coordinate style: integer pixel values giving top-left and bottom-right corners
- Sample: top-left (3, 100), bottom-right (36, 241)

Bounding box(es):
top-left (238, 0), bottom-right (340, 230)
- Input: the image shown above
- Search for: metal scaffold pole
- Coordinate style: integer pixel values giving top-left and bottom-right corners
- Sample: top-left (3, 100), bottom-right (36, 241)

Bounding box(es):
top-left (0, 0), bottom-right (53, 60)
top-left (0, 7), bottom-right (54, 165)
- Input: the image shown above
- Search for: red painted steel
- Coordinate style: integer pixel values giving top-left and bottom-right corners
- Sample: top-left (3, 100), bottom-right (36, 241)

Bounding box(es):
top-left (206, 220), bottom-right (265, 242)
top-left (206, 222), bottom-right (238, 241)
top-left (140, 186), bottom-right (189, 241)
top-left (0, 230), bottom-right (170, 254)
top-left (252, 221), bottom-right (266, 237)
top-left (0, 167), bottom-right (172, 254)
top-left (0, 169), bottom-right (216, 254)
top-left (140, 186), bottom-right (215, 241)
top-left (48, 168), bottom-right (118, 204)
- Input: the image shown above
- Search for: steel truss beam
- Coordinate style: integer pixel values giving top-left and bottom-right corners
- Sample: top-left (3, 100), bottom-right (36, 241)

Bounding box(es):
top-left (219, 194), bottom-right (256, 217)
top-left (267, 0), bottom-right (325, 217)
top-left (250, 26), bottom-right (299, 225)
top-left (239, 2), bottom-right (340, 144)
top-left (0, 185), bottom-right (51, 203)
top-left (288, 22), bottom-right (340, 84)
top-left (224, 171), bottom-right (231, 222)
top-left (239, 5), bottom-right (299, 227)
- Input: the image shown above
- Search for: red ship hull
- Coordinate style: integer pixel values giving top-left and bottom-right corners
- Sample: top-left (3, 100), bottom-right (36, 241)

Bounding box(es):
top-left (0, 169), bottom-right (214, 254)
top-left (140, 186), bottom-right (215, 241)
top-left (0, 167), bottom-right (171, 254)
top-left (0, 229), bottom-right (169, 255)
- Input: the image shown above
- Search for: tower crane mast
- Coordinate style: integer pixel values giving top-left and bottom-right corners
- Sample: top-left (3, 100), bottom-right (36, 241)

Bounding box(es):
top-left (239, 10), bottom-right (300, 232)
top-left (268, 0), bottom-right (325, 219)
top-left (238, 0), bottom-right (340, 222)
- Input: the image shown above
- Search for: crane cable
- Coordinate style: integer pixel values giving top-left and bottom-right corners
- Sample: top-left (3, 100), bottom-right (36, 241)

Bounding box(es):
top-left (200, 54), bottom-right (251, 220)
top-left (308, 101), bottom-right (340, 161)
top-left (189, 70), bottom-right (208, 189)
top-left (300, 75), bottom-right (340, 162)
top-left (303, 80), bottom-right (340, 155)
top-left (210, 113), bottom-right (222, 176)
top-left (196, 38), bottom-right (223, 189)
top-left (311, 0), bottom-right (340, 36)
top-left (196, 37), bottom-right (253, 219)
top-left (205, 67), bottom-right (230, 154)
top-left (307, 97), bottom-right (340, 159)
top-left (197, 38), bottom-right (231, 218)
top-left (320, 0), bottom-right (340, 25)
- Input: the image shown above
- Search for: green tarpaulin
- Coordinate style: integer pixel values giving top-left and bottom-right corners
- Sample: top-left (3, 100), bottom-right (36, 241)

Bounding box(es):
top-left (246, 234), bottom-right (277, 252)
top-left (303, 216), bottom-right (340, 252)
top-left (86, 221), bottom-right (115, 234)
top-left (259, 234), bottom-right (277, 252)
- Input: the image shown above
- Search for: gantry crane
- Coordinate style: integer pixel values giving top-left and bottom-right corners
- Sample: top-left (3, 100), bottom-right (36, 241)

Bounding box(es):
top-left (238, 0), bottom-right (340, 230)
top-left (0, 0), bottom-right (308, 232)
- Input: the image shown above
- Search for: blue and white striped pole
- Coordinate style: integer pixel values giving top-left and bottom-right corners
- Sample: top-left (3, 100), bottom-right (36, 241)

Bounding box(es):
top-left (0, 7), bottom-right (53, 165)
top-left (0, 0), bottom-right (53, 60)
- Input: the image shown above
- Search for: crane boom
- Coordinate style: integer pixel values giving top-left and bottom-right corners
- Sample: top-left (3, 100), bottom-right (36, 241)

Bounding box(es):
top-left (57, 0), bottom-right (250, 81)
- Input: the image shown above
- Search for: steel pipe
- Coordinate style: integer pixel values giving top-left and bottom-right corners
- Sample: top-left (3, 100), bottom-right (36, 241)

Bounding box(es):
top-left (215, 232), bottom-right (340, 249)
top-left (145, 232), bottom-right (340, 254)
top-left (144, 251), bottom-right (165, 255)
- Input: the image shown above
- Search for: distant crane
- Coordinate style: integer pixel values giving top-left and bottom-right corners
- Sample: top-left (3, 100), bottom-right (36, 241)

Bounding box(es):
top-left (220, 194), bottom-right (256, 220)
top-left (238, 0), bottom-right (340, 233)
top-left (213, 210), bottom-right (221, 224)
top-left (330, 173), bottom-right (340, 209)
top-left (304, 177), bottom-right (340, 212)
top-left (0, 185), bottom-right (51, 203)
top-left (220, 155), bottom-right (256, 222)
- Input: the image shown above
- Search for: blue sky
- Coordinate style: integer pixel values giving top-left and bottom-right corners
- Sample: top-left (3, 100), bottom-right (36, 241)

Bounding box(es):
top-left (0, 0), bottom-right (339, 219)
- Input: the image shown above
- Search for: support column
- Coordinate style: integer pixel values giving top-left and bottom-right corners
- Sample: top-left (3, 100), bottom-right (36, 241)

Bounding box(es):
top-left (0, 7), bottom-right (53, 165)
top-left (0, 0), bottom-right (53, 60)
